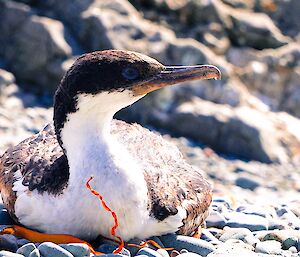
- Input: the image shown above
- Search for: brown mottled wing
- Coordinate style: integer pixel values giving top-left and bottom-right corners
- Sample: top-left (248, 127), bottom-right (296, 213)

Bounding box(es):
top-left (111, 120), bottom-right (212, 235)
top-left (0, 124), bottom-right (69, 220)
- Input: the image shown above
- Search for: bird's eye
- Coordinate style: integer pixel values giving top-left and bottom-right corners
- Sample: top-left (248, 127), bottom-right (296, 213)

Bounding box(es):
top-left (122, 67), bottom-right (139, 80)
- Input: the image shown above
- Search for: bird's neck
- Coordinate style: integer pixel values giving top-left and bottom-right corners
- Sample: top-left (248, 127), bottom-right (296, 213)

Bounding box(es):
top-left (57, 91), bottom-right (144, 184)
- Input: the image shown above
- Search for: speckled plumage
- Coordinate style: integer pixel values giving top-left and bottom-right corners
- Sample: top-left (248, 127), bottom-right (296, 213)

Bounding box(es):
top-left (0, 50), bottom-right (217, 240)
top-left (0, 120), bottom-right (211, 236)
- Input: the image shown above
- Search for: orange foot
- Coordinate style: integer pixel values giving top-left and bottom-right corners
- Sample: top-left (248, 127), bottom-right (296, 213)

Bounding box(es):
top-left (192, 226), bottom-right (202, 239)
top-left (0, 225), bottom-right (102, 255)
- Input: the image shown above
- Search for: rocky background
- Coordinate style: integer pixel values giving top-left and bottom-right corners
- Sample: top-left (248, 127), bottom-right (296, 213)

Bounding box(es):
top-left (0, 0), bottom-right (300, 256)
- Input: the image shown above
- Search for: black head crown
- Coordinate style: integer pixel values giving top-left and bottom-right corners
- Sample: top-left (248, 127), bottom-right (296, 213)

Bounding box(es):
top-left (53, 50), bottom-right (221, 148)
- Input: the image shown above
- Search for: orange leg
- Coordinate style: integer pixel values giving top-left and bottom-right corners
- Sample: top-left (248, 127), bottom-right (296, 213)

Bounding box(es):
top-left (192, 226), bottom-right (202, 239)
top-left (0, 225), bottom-right (102, 255)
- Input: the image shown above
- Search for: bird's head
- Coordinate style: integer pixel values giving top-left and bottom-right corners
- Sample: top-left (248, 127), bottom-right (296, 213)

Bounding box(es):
top-left (54, 50), bottom-right (221, 148)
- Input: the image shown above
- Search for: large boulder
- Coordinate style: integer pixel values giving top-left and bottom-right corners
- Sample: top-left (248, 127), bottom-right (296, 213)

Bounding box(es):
top-left (214, 0), bottom-right (291, 50)
top-left (148, 97), bottom-right (300, 163)
top-left (0, 1), bottom-right (75, 93)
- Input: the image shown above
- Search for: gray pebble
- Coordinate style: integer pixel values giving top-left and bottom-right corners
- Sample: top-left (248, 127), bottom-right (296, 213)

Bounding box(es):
top-left (255, 240), bottom-right (282, 254)
top-left (288, 246), bottom-right (297, 253)
top-left (137, 247), bottom-right (161, 257)
top-left (157, 248), bottom-right (169, 257)
top-left (235, 176), bottom-right (260, 190)
top-left (226, 213), bottom-right (268, 231)
top-left (282, 237), bottom-right (298, 250)
top-left (176, 253), bottom-right (202, 257)
top-left (38, 242), bottom-right (74, 257)
top-left (0, 251), bottom-right (24, 257)
top-left (97, 243), bottom-right (116, 254)
top-left (17, 243), bottom-right (37, 257)
top-left (219, 227), bottom-right (252, 242)
top-left (0, 234), bottom-right (18, 252)
top-left (119, 248), bottom-right (131, 256)
top-left (170, 250), bottom-right (180, 257)
top-left (180, 249), bottom-right (188, 254)
top-left (29, 249), bottom-right (40, 257)
top-left (206, 211), bottom-right (227, 229)
top-left (0, 209), bottom-right (14, 225)
top-left (200, 229), bottom-right (220, 244)
top-left (60, 243), bottom-right (90, 257)
top-left (94, 254), bottom-right (128, 257)
top-left (17, 239), bottom-right (31, 247)
top-left (160, 234), bottom-right (214, 256)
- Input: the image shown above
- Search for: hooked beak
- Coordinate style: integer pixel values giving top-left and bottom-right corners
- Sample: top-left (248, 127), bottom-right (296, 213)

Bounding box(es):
top-left (132, 65), bottom-right (221, 95)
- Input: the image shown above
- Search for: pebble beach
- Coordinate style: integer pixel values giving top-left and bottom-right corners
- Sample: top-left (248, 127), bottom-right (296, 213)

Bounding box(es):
top-left (1, 0), bottom-right (300, 256)
top-left (0, 79), bottom-right (300, 257)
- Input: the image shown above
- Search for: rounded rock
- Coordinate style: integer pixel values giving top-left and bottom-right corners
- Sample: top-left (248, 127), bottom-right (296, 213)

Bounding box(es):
top-left (0, 251), bottom-right (24, 257)
top-left (29, 249), bottom-right (40, 257)
top-left (160, 234), bottom-right (214, 256)
top-left (255, 240), bottom-right (282, 254)
top-left (0, 234), bottom-right (18, 252)
top-left (94, 254), bottom-right (128, 257)
top-left (59, 243), bottom-right (90, 257)
top-left (176, 253), bottom-right (202, 257)
top-left (206, 211), bottom-right (227, 229)
top-left (157, 248), bottom-right (169, 257)
top-left (17, 243), bottom-right (37, 257)
top-left (225, 213), bottom-right (268, 231)
top-left (0, 209), bottom-right (14, 225)
top-left (38, 242), bottom-right (74, 257)
top-left (96, 244), bottom-right (116, 254)
top-left (17, 239), bottom-right (31, 247)
top-left (282, 237), bottom-right (298, 250)
top-left (219, 227), bottom-right (253, 243)
top-left (137, 247), bottom-right (162, 257)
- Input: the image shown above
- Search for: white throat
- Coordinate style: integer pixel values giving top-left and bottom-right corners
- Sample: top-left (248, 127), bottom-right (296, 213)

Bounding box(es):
top-left (60, 90), bottom-right (145, 186)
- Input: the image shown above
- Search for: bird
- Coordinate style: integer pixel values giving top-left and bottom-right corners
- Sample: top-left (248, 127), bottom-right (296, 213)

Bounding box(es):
top-left (0, 50), bottom-right (220, 244)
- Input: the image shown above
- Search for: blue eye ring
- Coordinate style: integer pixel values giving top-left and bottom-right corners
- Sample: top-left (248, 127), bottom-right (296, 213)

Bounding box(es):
top-left (122, 67), bottom-right (139, 80)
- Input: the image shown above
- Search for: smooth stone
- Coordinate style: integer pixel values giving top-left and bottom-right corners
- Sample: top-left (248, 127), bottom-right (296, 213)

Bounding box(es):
top-left (38, 242), bottom-right (74, 257)
top-left (17, 239), bottom-right (31, 247)
top-left (97, 244), bottom-right (116, 254)
top-left (17, 243), bottom-right (37, 257)
top-left (94, 254), bottom-right (128, 257)
top-left (255, 240), bottom-right (282, 254)
top-left (257, 230), bottom-right (300, 245)
top-left (160, 234), bottom-right (214, 256)
top-left (200, 230), bottom-right (220, 245)
top-left (206, 211), bottom-right (227, 229)
top-left (137, 247), bottom-right (161, 257)
top-left (236, 205), bottom-right (276, 218)
top-left (235, 176), bottom-right (260, 190)
top-left (0, 209), bottom-right (14, 225)
top-left (176, 253), bottom-right (202, 257)
top-left (119, 248), bottom-right (131, 256)
top-left (288, 246), bottom-right (297, 253)
top-left (0, 251), bottom-right (24, 257)
top-left (225, 213), bottom-right (268, 231)
top-left (29, 249), bottom-right (41, 257)
top-left (282, 237), bottom-right (298, 250)
top-left (0, 234), bottom-right (18, 252)
top-left (157, 248), bottom-right (170, 257)
top-left (60, 243), bottom-right (90, 257)
top-left (219, 227), bottom-right (253, 243)
top-left (170, 250), bottom-right (180, 257)
top-left (206, 240), bottom-right (257, 256)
